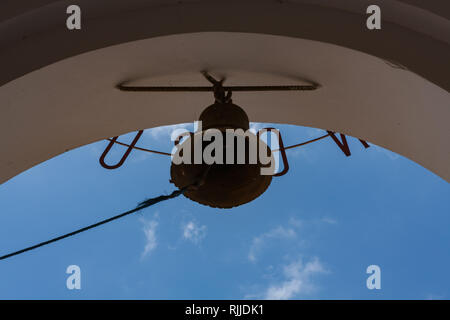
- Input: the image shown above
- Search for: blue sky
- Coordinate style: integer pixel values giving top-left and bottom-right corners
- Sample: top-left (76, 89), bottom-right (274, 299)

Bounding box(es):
top-left (0, 123), bottom-right (449, 299)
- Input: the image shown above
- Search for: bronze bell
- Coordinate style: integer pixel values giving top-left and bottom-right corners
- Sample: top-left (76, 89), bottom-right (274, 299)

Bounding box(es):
top-left (170, 101), bottom-right (274, 209)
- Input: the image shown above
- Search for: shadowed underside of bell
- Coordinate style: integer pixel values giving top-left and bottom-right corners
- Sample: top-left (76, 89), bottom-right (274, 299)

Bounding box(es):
top-left (171, 161), bottom-right (272, 209)
top-left (170, 101), bottom-right (274, 209)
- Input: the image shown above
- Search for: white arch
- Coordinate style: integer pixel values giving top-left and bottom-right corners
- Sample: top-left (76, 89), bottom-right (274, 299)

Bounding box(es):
top-left (0, 1), bottom-right (449, 183)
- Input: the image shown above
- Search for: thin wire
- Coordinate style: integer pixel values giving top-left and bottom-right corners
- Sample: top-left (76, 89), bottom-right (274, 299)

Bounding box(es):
top-left (272, 133), bottom-right (330, 152)
top-left (0, 133), bottom-right (330, 261)
top-left (108, 133), bottom-right (331, 156)
top-left (107, 138), bottom-right (172, 156)
top-left (0, 187), bottom-right (188, 261)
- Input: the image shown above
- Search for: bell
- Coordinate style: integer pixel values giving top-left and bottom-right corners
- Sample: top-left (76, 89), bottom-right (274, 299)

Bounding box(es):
top-left (170, 101), bottom-right (274, 208)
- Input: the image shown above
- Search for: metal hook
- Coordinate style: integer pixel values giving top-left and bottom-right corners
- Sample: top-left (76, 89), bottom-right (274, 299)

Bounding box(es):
top-left (99, 130), bottom-right (144, 169)
top-left (257, 128), bottom-right (290, 177)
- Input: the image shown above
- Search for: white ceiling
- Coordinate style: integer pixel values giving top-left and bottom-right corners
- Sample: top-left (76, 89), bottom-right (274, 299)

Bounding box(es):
top-left (0, 32), bottom-right (448, 183)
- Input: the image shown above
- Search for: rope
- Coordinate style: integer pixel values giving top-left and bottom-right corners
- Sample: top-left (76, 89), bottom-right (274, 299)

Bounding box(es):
top-left (0, 187), bottom-right (189, 261)
top-left (0, 132), bottom-right (330, 261)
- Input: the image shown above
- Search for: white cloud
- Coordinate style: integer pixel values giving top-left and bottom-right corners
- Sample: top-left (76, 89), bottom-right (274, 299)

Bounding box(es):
top-left (244, 218), bottom-right (329, 299)
top-left (288, 217), bottom-right (303, 228)
top-left (182, 221), bottom-right (207, 244)
top-left (321, 217), bottom-right (337, 225)
top-left (146, 123), bottom-right (193, 141)
top-left (140, 216), bottom-right (159, 258)
top-left (249, 122), bottom-right (266, 134)
top-left (248, 226), bottom-right (297, 262)
top-left (264, 258), bottom-right (326, 299)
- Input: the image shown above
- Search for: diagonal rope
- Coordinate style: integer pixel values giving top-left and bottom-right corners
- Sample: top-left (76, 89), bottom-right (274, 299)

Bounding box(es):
top-left (0, 187), bottom-right (189, 261)
top-left (1, 133), bottom-right (331, 260)
top-left (1, 130), bottom-right (332, 261)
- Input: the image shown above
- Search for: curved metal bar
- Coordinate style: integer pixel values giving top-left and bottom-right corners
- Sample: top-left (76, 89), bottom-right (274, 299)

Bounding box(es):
top-left (116, 84), bottom-right (319, 92)
top-left (258, 127), bottom-right (289, 177)
top-left (174, 131), bottom-right (194, 146)
top-left (99, 130), bottom-right (144, 169)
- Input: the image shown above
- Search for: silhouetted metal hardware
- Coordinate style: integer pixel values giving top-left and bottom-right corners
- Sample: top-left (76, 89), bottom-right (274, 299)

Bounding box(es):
top-left (170, 99), bottom-right (288, 209)
top-left (1, 74), bottom-right (372, 260)
top-left (99, 130), bottom-right (144, 169)
top-left (327, 131), bottom-right (370, 156)
top-left (98, 72), bottom-right (370, 208)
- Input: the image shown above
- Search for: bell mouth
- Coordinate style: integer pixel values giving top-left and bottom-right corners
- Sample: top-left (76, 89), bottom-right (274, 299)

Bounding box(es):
top-left (170, 131), bottom-right (275, 209)
top-left (171, 163), bottom-right (272, 209)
